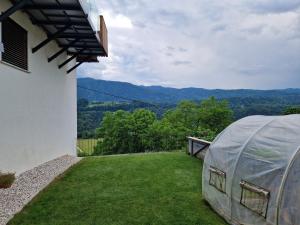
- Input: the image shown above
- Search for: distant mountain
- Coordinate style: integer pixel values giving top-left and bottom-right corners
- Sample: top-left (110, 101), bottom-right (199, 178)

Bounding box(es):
top-left (77, 78), bottom-right (300, 103)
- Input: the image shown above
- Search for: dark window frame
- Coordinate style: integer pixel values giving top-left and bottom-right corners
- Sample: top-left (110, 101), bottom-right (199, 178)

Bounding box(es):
top-left (209, 166), bottom-right (226, 194)
top-left (1, 18), bottom-right (28, 71)
top-left (240, 180), bottom-right (270, 218)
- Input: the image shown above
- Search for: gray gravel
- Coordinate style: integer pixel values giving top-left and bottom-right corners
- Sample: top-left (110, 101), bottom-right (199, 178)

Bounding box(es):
top-left (0, 155), bottom-right (81, 225)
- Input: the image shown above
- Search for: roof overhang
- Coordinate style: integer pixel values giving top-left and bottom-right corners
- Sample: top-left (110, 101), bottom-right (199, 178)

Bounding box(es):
top-left (0, 0), bottom-right (108, 73)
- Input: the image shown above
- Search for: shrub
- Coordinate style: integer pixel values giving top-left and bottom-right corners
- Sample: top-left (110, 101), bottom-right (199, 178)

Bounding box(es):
top-left (0, 172), bottom-right (15, 189)
top-left (196, 127), bottom-right (217, 142)
top-left (283, 106), bottom-right (300, 115)
top-left (93, 98), bottom-right (233, 155)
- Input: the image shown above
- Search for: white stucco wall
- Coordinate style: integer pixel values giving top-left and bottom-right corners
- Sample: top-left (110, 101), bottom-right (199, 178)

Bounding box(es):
top-left (0, 1), bottom-right (77, 174)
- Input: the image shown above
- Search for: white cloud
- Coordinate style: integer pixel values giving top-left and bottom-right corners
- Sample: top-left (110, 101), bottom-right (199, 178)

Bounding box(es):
top-left (102, 10), bottom-right (133, 29)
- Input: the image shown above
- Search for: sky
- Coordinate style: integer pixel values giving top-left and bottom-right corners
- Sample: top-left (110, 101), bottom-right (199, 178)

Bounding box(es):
top-left (77, 0), bottom-right (300, 89)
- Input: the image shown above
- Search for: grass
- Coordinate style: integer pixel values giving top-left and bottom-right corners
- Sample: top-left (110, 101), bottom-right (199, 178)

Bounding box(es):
top-left (8, 152), bottom-right (228, 225)
top-left (77, 139), bottom-right (99, 156)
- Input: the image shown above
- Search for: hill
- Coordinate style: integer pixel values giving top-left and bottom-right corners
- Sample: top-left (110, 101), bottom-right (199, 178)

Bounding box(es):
top-left (78, 78), bottom-right (300, 103)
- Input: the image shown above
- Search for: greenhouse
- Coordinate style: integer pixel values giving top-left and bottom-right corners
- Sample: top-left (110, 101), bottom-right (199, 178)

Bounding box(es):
top-left (202, 115), bottom-right (300, 225)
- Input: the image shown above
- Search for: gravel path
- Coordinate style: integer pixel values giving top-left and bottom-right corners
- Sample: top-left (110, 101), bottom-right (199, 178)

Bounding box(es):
top-left (0, 155), bottom-right (81, 225)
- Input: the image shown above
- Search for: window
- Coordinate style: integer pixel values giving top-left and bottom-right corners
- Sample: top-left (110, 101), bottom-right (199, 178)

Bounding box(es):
top-left (240, 180), bottom-right (270, 218)
top-left (209, 166), bottom-right (226, 193)
top-left (1, 18), bottom-right (28, 71)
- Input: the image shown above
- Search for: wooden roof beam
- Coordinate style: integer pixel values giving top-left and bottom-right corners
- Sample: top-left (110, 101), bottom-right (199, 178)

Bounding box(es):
top-left (32, 24), bottom-right (71, 53)
top-left (58, 48), bottom-right (86, 69)
top-left (59, 44), bottom-right (100, 48)
top-left (0, 0), bottom-right (30, 22)
top-left (44, 14), bottom-right (88, 19)
top-left (67, 61), bottom-right (84, 74)
top-left (57, 33), bottom-right (95, 38)
top-left (32, 20), bottom-right (89, 26)
top-left (48, 38), bottom-right (80, 62)
top-left (67, 52), bottom-right (105, 56)
top-left (24, 4), bottom-right (81, 11)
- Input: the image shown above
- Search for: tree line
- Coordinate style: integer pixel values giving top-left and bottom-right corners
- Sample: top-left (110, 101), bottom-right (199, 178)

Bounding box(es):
top-left (77, 96), bottom-right (300, 155)
top-left (94, 97), bottom-right (233, 155)
top-left (77, 99), bottom-right (174, 138)
top-left (77, 96), bottom-right (300, 138)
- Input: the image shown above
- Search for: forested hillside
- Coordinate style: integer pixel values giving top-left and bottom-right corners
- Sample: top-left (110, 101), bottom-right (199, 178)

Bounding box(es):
top-left (77, 78), bottom-right (300, 138)
top-left (77, 99), bottom-right (174, 138)
top-left (78, 78), bottom-right (300, 103)
top-left (78, 96), bottom-right (300, 138)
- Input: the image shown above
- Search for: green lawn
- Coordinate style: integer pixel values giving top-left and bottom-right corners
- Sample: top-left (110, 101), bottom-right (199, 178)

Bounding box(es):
top-left (8, 152), bottom-right (228, 225)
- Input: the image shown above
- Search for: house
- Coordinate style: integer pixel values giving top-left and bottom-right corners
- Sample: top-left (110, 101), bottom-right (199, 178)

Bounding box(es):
top-left (0, 0), bottom-right (108, 174)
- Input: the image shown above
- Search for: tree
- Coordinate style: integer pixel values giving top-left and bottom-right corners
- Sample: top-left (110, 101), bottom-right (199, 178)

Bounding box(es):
top-left (164, 101), bottom-right (199, 131)
top-left (130, 109), bottom-right (156, 152)
top-left (198, 97), bottom-right (233, 133)
top-left (164, 98), bottom-right (232, 142)
top-left (95, 110), bottom-right (134, 155)
top-left (93, 98), bottom-right (233, 155)
top-left (283, 106), bottom-right (300, 115)
top-left (94, 109), bottom-right (156, 155)
top-left (163, 101), bottom-right (200, 147)
top-left (145, 120), bottom-right (185, 151)
top-left (195, 127), bottom-right (217, 142)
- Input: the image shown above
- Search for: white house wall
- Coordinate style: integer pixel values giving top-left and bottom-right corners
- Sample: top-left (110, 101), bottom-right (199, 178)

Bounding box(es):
top-left (0, 0), bottom-right (77, 174)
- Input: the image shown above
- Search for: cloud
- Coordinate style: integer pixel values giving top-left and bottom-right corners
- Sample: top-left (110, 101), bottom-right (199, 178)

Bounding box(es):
top-left (178, 47), bottom-right (188, 52)
top-left (102, 10), bottom-right (133, 29)
top-left (245, 0), bottom-right (300, 14)
top-left (212, 24), bottom-right (227, 33)
top-left (172, 60), bottom-right (192, 66)
top-left (77, 0), bottom-right (300, 89)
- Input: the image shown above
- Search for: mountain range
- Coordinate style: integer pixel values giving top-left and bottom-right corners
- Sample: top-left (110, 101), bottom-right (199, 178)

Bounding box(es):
top-left (78, 78), bottom-right (300, 103)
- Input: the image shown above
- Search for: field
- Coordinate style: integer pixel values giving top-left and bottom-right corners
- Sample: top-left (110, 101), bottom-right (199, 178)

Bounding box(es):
top-left (8, 152), bottom-right (228, 225)
top-left (76, 139), bottom-right (99, 156)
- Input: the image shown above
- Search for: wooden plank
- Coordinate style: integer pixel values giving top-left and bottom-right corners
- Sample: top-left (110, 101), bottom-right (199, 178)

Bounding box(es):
top-left (187, 137), bottom-right (211, 145)
top-left (99, 15), bottom-right (108, 56)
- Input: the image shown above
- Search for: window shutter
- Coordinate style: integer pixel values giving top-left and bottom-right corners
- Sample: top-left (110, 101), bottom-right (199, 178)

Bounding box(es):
top-left (2, 18), bottom-right (28, 71)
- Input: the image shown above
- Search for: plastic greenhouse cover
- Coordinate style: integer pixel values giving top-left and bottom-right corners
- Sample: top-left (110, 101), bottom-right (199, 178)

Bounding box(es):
top-left (202, 115), bottom-right (300, 225)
